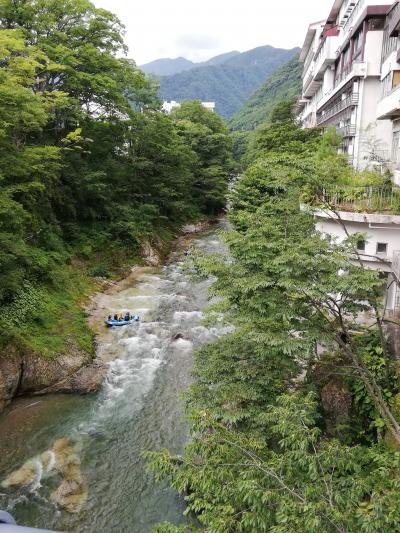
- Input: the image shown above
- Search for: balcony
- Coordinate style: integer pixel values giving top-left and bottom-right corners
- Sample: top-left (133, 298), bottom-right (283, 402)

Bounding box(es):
top-left (303, 70), bottom-right (322, 98)
top-left (334, 61), bottom-right (367, 89)
top-left (314, 36), bottom-right (340, 80)
top-left (389, 1), bottom-right (400, 37)
top-left (317, 93), bottom-right (359, 125)
top-left (341, 0), bottom-right (364, 31)
top-left (337, 124), bottom-right (356, 137)
top-left (376, 86), bottom-right (400, 120)
top-left (304, 185), bottom-right (400, 215)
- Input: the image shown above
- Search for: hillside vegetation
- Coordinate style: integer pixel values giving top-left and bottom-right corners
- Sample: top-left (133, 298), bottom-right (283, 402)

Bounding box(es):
top-left (229, 54), bottom-right (302, 131)
top-left (0, 0), bottom-right (233, 356)
top-left (158, 46), bottom-right (300, 119)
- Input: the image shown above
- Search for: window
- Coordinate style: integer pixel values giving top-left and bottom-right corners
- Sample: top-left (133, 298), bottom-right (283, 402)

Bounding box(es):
top-left (343, 46), bottom-right (351, 67)
top-left (376, 243), bottom-right (388, 254)
top-left (392, 125), bottom-right (400, 166)
top-left (357, 240), bottom-right (366, 252)
top-left (353, 28), bottom-right (363, 57)
top-left (393, 70), bottom-right (400, 89)
top-left (382, 24), bottom-right (398, 62)
top-left (382, 72), bottom-right (394, 97)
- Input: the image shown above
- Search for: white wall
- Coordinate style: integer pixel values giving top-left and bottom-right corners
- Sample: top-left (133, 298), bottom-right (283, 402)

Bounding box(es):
top-left (316, 215), bottom-right (400, 272)
top-left (356, 78), bottom-right (393, 167)
top-left (365, 30), bottom-right (384, 66)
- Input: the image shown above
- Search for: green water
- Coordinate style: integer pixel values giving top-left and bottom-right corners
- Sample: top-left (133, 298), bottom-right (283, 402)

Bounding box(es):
top-left (0, 228), bottom-right (225, 532)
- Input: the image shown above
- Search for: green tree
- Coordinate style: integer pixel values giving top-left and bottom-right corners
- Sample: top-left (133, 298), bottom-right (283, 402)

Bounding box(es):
top-left (146, 107), bottom-right (400, 532)
top-left (0, 0), bottom-right (232, 349)
top-left (171, 101), bottom-right (233, 214)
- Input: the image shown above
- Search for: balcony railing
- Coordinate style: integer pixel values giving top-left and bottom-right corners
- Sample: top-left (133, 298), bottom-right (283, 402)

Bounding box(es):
top-left (342, 0), bottom-right (365, 31)
top-left (308, 185), bottom-right (400, 214)
top-left (303, 47), bottom-right (315, 76)
top-left (303, 68), bottom-right (315, 92)
top-left (337, 124), bottom-right (357, 137)
top-left (334, 64), bottom-right (353, 87)
top-left (389, 1), bottom-right (400, 37)
top-left (317, 93), bottom-right (359, 125)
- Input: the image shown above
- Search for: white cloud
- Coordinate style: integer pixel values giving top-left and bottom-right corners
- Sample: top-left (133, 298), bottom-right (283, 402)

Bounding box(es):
top-left (93, 0), bottom-right (333, 65)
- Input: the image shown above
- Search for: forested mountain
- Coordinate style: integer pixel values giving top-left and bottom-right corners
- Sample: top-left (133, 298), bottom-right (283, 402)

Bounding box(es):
top-left (157, 46), bottom-right (300, 119)
top-left (140, 51), bottom-right (241, 77)
top-left (139, 57), bottom-right (195, 77)
top-left (0, 0), bottom-right (233, 356)
top-left (229, 55), bottom-right (302, 131)
top-left (203, 50), bottom-right (240, 66)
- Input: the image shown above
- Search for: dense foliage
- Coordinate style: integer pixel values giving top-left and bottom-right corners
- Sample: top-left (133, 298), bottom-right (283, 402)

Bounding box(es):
top-left (0, 0), bottom-right (233, 351)
top-left (147, 110), bottom-right (400, 532)
top-left (158, 46), bottom-right (300, 120)
top-left (171, 101), bottom-right (233, 214)
top-left (229, 55), bottom-right (302, 131)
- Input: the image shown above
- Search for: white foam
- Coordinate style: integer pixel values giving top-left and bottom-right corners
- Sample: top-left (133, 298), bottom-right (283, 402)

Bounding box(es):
top-left (173, 338), bottom-right (193, 350)
top-left (173, 311), bottom-right (203, 323)
top-left (30, 459), bottom-right (43, 491)
top-left (45, 451), bottom-right (56, 473)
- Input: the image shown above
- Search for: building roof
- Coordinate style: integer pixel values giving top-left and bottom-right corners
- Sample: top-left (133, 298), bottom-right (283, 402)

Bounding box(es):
top-left (326, 0), bottom-right (344, 25)
top-left (299, 20), bottom-right (325, 61)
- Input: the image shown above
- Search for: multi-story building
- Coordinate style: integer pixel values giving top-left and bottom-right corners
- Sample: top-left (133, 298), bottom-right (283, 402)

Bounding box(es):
top-left (298, 1), bottom-right (400, 312)
top-left (298, 0), bottom-right (392, 168)
top-left (376, 2), bottom-right (400, 183)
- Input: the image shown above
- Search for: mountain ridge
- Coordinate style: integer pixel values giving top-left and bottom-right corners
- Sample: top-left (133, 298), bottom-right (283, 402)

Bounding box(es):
top-left (155, 45), bottom-right (300, 119)
top-left (229, 55), bottom-right (302, 131)
top-left (139, 50), bottom-right (242, 77)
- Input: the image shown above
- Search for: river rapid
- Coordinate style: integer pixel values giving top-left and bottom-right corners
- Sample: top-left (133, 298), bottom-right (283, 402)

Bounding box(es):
top-left (0, 225), bottom-right (225, 532)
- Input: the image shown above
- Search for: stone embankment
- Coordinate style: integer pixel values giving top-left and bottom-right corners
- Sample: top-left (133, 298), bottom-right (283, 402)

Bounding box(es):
top-left (0, 345), bottom-right (107, 414)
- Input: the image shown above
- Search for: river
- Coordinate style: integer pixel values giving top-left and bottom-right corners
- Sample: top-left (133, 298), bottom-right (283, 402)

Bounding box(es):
top-left (0, 225), bottom-right (225, 532)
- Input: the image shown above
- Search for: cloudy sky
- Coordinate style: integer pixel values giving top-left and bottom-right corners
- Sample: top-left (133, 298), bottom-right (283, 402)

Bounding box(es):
top-left (93, 0), bottom-right (333, 66)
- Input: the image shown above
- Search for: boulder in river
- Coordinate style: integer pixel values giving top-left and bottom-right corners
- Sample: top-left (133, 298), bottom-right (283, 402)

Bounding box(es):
top-left (50, 437), bottom-right (87, 513)
top-left (1, 460), bottom-right (40, 489)
top-left (2, 436), bottom-right (87, 514)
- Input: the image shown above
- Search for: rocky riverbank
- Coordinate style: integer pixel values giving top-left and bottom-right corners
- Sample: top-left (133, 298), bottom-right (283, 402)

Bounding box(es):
top-left (0, 344), bottom-right (107, 414)
top-left (0, 221), bottom-right (214, 415)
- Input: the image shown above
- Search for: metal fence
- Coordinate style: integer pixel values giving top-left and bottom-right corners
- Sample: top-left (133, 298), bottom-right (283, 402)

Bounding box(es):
top-left (318, 185), bottom-right (400, 213)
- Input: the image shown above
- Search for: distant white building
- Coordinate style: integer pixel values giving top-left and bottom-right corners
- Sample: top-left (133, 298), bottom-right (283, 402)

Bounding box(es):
top-left (201, 102), bottom-right (216, 112)
top-left (162, 100), bottom-right (216, 114)
top-left (162, 100), bottom-right (181, 114)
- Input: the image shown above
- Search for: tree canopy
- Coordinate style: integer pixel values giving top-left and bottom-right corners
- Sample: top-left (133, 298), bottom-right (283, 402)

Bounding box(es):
top-left (0, 0), bottom-right (233, 349)
top-left (147, 107), bottom-right (400, 532)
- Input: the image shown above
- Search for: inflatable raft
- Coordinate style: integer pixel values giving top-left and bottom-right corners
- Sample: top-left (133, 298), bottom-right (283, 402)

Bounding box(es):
top-left (104, 316), bottom-right (140, 327)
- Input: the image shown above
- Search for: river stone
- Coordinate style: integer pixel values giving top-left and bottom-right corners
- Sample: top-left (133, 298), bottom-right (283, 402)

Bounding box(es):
top-left (51, 478), bottom-right (87, 513)
top-left (51, 437), bottom-right (87, 513)
top-left (182, 221), bottom-right (210, 234)
top-left (0, 348), bottom-right (22, 412)
top-left (1, 460), bottom-right (38, 488)
top-left (142, 239), bottom-right (160, 266)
